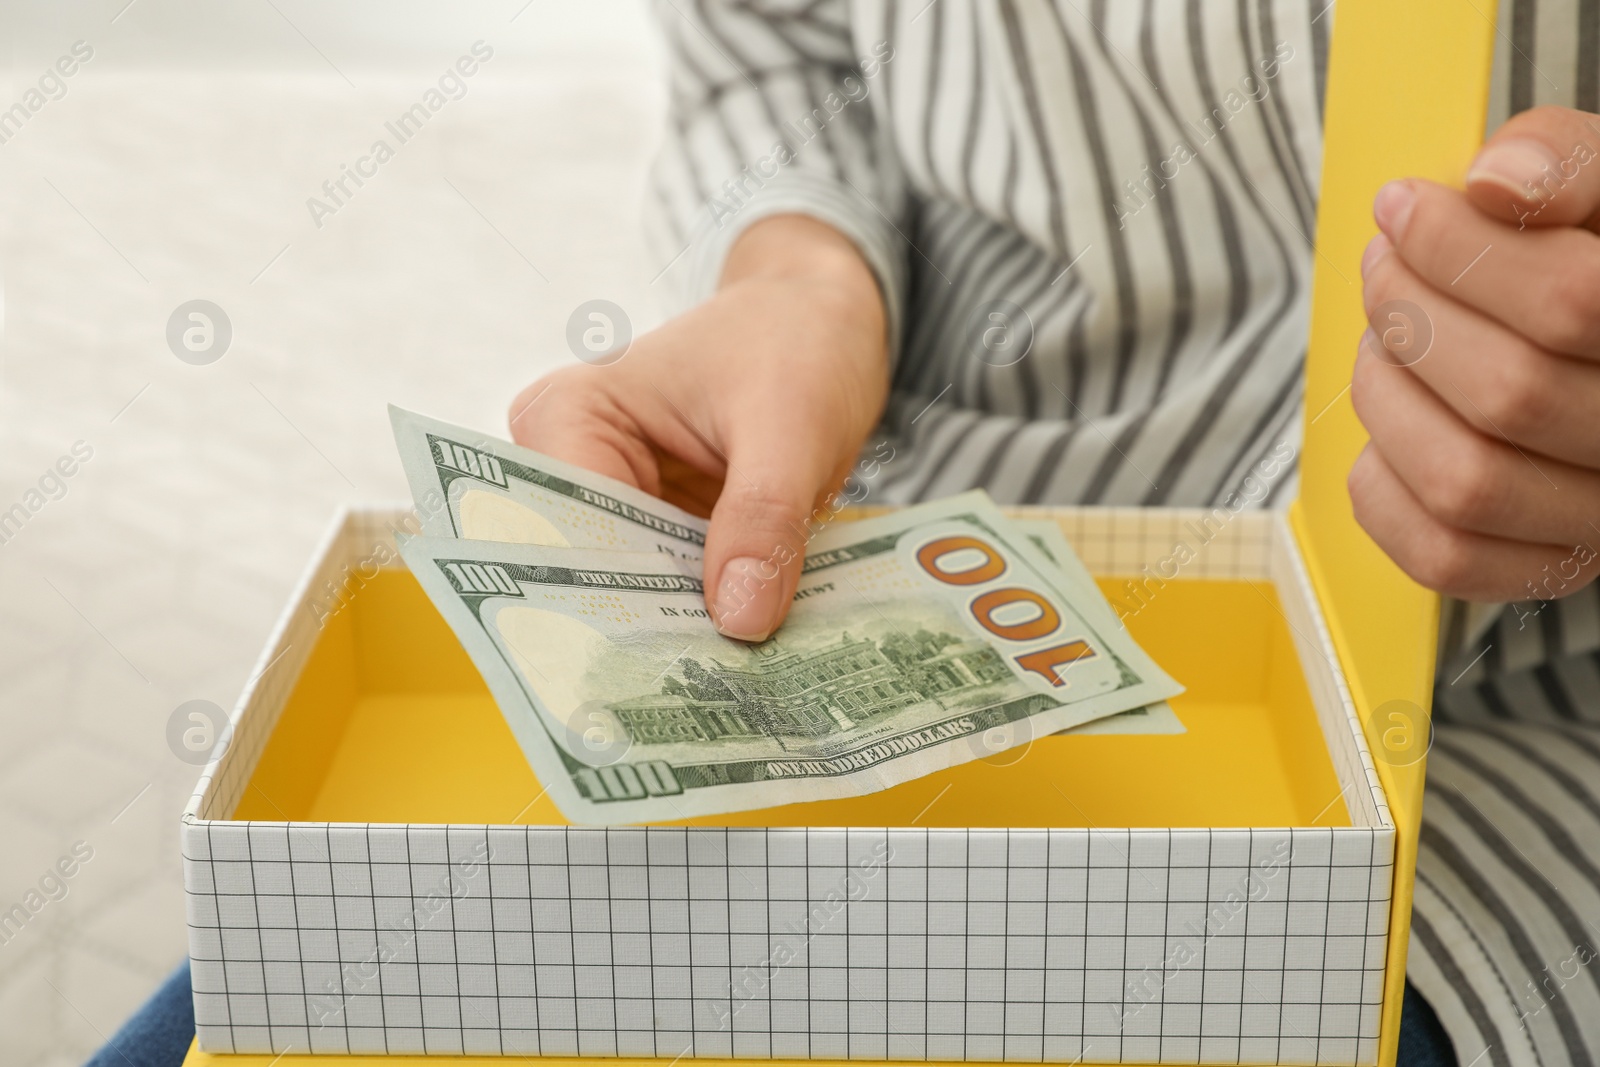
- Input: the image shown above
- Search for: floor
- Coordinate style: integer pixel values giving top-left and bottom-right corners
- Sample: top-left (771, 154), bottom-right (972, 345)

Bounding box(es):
top-left (0, 3), bottom-right (669, 1060)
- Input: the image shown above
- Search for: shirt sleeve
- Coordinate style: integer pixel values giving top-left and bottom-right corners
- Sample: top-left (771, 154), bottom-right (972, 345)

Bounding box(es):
top-left (648, 0), bottom-right (908, 360)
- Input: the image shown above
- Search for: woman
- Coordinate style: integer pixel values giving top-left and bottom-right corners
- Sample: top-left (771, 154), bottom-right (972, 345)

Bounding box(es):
top-left (93, 2), bottom-right (1600, 1064)
top-left (508, 4), bottom-right (1600, 1067)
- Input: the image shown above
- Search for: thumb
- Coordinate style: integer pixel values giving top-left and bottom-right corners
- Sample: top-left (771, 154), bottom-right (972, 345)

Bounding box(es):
top-left (703, 448), bottom-right (840, 643)
top-left (1466, 105), bottom-right (1600, 228)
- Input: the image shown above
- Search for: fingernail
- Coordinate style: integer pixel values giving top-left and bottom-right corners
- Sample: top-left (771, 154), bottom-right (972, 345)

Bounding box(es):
top-left (1466, 137), bottom-right (1562, 201)
top-left (712, 556), bottom-right (783, 642)
top-left (1373, 181), bottom-right (1417, 242)
top-left (1360, 233), bottom-right (1391, 280)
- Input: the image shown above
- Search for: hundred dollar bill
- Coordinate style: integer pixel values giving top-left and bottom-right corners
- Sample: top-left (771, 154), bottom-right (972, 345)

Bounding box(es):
top-left (1014, 518), bottom-right (1185, 737)
top-left (389, 404), bottom-right (706, 560)
top-left (392, 407), bottom-right (1180, 741)
top-left (399, 492), bottom-right (1183, 823)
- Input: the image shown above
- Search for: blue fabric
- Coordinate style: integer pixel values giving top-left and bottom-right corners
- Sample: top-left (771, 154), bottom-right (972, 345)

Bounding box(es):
top-left (1401, 979), bottom-right (1460, 1067)
top-left (93, 958), bottom-right (1457, 1067)
top-left (84, 959), bottom-right (193, 1067)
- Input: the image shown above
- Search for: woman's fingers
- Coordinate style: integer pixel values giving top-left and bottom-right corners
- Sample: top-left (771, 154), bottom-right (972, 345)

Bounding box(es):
top-left (508, 368), bottom-right (664, 494)
top-left (511, 361), bottom-right (837, 644)
top-left (1360, 244), bottom-right (1600, 468)
top-left (1351, 345), bottom-right (1600, 545)
top-left (1357, 119), bottom-right (1600, 606)
top-left (1374, 178), bottom-right (1600, 359)
top-left (701, 456), bottom-right (832, 642)
top-left (653, 451), bottom-right (723, 517)
top-left (510, 216), bottom-right (891, 642)
top-left (1464, 104), bottom-right (1600, 229)
top-left (1347, 443), bottom-right (1579, 602)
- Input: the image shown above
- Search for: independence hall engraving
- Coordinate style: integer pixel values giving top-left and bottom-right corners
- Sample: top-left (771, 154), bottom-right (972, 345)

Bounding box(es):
top-left (609, 630), bottom-right (1009, 745)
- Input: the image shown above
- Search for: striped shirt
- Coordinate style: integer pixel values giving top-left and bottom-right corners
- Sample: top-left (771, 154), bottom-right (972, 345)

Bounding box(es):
top-left (648, 3), bottom-right (1600, 1066)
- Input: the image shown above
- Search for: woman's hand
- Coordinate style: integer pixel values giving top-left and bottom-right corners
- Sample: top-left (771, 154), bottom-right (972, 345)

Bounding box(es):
top-left (508, 214), bottom-right (889, 641)
top-left (1352, 105), bottom-right (1600, 603)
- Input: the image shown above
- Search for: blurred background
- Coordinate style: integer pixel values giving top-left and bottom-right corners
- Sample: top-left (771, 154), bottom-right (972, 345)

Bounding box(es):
top-left (0, 2), bottom-right (668, 1059)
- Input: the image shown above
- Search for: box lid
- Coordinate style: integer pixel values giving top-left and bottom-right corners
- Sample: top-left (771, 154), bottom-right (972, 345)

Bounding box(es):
top-left (1292, 2), bottom-right (1497, 1064)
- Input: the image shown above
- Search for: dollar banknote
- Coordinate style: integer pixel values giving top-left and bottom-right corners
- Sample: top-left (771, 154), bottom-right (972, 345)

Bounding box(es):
top-left (1013, 518), bottom-right (1184, 736)
top-left (399, 493), bottom-right (1183, 824)
top-left (391, 407), bottom-right (1184, 742)
top-left (390, 404), bottom-right (706, 560)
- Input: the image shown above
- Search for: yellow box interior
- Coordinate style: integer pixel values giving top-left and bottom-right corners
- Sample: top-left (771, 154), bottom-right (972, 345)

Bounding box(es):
top-left (230, 568), bottom-right (1349, 830)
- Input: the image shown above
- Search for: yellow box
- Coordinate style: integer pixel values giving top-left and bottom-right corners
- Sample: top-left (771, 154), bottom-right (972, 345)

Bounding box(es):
top-left (181, 1), bottom-right (1497, 1064)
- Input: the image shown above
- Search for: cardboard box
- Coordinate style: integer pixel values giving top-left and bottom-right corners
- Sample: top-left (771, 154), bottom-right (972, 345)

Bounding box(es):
top-left (182, 505), bottom-right (1392, 1063)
